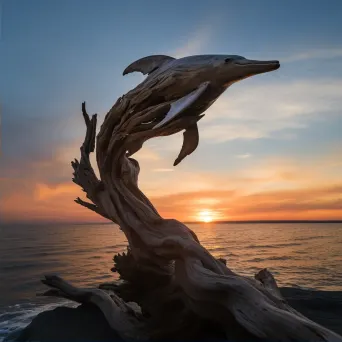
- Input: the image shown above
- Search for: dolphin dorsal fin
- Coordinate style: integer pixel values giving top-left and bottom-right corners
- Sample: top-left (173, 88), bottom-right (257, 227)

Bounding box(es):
top-left (123, 55), bottom-right (175, 76)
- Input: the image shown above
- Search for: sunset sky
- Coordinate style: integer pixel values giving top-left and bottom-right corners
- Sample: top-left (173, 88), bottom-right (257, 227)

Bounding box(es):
top-left (1, 0), bottom-right (341, 223)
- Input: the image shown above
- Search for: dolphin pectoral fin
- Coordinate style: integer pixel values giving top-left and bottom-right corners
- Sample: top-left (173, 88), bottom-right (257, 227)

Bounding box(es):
top-left (153, 82), bottom-right (210, 130)
top-left (123, 55), bottom-right (175, 76)
top-left (174, 123), bottom-right (199, 166)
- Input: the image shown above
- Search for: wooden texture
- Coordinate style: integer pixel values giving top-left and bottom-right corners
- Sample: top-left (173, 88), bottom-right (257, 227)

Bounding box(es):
top-left (41, 56), bottom-right (342, 341)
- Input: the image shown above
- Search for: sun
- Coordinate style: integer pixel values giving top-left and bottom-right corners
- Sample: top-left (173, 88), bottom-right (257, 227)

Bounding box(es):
top-left (198, 210), bottom-right (214, 223)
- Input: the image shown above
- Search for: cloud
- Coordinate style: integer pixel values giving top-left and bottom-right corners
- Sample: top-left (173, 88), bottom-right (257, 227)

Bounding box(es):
top-left (236, 154), bottom-right (251, 159)
top-left (150, 189), bottom-right (235, 220)
top-left (153, 168), bottom-right (174, 172)
top-left (134, 147), bottom-right (161, 161)
top-left (2, 139), bottom-right (341, 223)
top-left (199, 120), bottom-right (305, 143)
top-left (170, 24), bottom-right (212, 58)
top-left (133, 143), bottom-right (342, 201)
top-left (139, 169), bottom-right (219, 197)
top-left (0, 134), bottom-right (98, 223)
top-left (199, 78), bottom-right (342, 143)
top-left (150, 184), bottom-right (342, 221)
top-left (234, 152), bottom-right (342, 194)
top-left (122, 22), bottom-right (214, 90)
top-left (138, 77), bottom-right (341, 150)
top-left (34, 182), bottom-right (78, 201)
top-left (2, 35), bottom-right (342, 224)
top-left (0, 179), bottom-right (101, 223)
top-left (229, 184), bottom-right (342, 219)
top-left (282, 48), bottom-right (342, 63)
top-left (148, 134), bottom-right (184, 153)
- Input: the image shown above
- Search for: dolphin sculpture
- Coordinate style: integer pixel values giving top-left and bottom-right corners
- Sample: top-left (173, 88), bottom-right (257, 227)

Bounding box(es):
top-left (123, 54), bottom-right (280, 165)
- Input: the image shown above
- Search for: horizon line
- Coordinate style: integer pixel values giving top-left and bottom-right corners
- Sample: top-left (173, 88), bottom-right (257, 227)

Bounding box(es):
top-left (1, 219), bottom-right (342, 226)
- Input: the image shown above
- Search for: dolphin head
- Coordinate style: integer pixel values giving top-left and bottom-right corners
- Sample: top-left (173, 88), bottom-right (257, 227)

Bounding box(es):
top-left (211, 55), bottom-right (280, 86)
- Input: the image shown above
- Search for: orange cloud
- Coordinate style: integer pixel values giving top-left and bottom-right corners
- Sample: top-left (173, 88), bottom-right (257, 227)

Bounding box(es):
top-left (34, 183), bottom-right (79, 201)
top-left (150, 185), bottom-right (342, 221)
top-left (2, 176), bottom-right (341, 223)
top-left (0, 180), bottom-right (104, 223)
top-left (1, 135), bottom-right (341, 223)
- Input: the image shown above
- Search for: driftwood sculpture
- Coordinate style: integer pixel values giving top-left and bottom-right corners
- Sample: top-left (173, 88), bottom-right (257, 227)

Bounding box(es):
top-left (41, 54), bottom-right (342, 341)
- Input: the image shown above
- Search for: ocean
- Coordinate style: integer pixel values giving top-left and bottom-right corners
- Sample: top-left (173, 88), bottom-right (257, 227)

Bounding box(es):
top-left (1, 222), bottom-right (342, 341)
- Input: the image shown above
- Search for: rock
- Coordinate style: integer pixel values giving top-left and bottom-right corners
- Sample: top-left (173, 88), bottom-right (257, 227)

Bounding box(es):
top-left (11, 288), bottom-right (342, 342)
top-left (280, 288), bottom-right (342, 335)
top-left (14, 304), bottom-right (123, 342)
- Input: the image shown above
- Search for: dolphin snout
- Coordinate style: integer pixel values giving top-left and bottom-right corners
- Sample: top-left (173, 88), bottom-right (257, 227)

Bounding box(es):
top-left (231, 58), bottom-right (280, 79)
top-left (235, 59), bottom-right (280, 71)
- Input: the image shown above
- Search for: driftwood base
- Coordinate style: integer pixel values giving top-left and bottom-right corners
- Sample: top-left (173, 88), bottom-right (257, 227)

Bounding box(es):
top-left (36, 73), bottom-right (342, 342)
top-left (14, 286), bottom-right (342, 342)
top-left (37, 250), bottom-right (342, 342)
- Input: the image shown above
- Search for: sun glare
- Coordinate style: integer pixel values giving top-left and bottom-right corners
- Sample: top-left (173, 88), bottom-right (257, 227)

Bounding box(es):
top-left (198, 210), bottom-right (214, 223)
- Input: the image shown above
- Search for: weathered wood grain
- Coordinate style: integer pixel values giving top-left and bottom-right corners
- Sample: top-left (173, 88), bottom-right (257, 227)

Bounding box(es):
top-left (41, 55), bottom-right (342, 341)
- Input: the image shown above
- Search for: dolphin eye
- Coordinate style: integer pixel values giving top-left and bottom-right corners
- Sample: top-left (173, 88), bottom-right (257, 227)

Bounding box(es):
top-left (224, 58), bottom-right (233, 63)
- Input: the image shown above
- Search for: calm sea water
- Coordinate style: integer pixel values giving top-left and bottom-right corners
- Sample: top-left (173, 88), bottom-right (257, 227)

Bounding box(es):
top-left (1, 222), bottom-right (342, 340)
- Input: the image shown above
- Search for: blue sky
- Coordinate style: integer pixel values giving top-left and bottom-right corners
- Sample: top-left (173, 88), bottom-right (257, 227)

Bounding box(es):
top-left (1, 0), bottom-right (341, 222)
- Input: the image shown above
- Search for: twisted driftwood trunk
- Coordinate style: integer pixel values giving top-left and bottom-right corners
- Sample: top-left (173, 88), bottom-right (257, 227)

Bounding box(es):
top-left (41, 68), bottom-right (342, 341)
